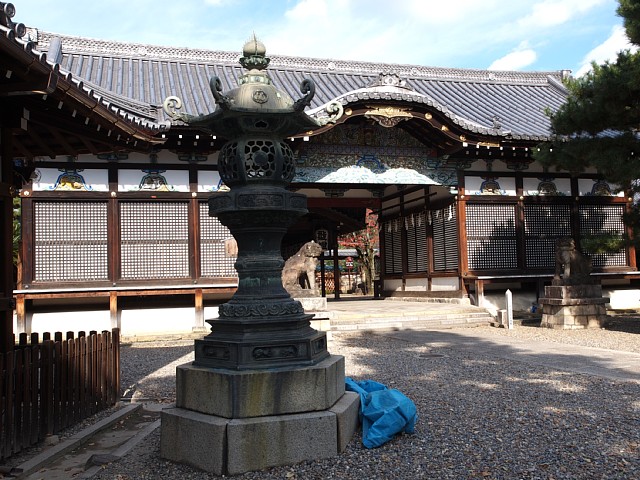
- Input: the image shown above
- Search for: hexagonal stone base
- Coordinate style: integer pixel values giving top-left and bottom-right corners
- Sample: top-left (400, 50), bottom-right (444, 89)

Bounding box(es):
top-left (176, 355), bottom-right (345, 418)
top-left (160, 391), bottom-right (360, 475)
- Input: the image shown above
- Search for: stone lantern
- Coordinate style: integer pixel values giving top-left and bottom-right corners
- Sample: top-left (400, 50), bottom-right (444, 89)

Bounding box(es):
top-left (159, 37), bottom-right (358, 475)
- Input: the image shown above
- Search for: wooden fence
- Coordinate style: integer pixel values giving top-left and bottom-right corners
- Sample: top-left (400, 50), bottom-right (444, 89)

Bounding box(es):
top-left (0, 329), bottom-right (120, 460)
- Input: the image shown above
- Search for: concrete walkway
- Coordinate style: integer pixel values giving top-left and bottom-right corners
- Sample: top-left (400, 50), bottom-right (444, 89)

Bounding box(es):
top-left (383, 327), bottom-right (640, 383)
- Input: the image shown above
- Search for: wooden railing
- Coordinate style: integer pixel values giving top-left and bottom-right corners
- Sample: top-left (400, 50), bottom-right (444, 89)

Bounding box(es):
top-left (0, 329), bottom-right (120, 460)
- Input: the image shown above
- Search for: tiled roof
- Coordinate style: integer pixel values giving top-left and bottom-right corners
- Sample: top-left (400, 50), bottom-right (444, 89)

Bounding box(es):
top-left (3, 27), bottom-right (168, 133)
top-left (31, 29), bottom-right (568, 141)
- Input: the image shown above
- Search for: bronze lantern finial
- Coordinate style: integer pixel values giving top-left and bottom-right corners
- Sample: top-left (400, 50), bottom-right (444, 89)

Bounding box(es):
top-left (240, 33), bottom-right (270, 71)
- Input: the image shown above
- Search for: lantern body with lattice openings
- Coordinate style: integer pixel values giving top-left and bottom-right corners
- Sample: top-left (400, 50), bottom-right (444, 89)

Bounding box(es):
top-left (218, 137), bottom-right (296, 187)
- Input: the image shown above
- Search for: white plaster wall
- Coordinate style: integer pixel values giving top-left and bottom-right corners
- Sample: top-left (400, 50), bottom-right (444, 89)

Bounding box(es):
top-left (119, 307), bottom-right (194, 336)
top-left (431, 277), bottom-right (458, 291)
top-left (480, 290), bottom-right (539, 315)
top-left (118, 169), bottom-right (190, 192)
top-left (523, 177), bottom-right (571, 196)
top-left (384, 279), bottom-right (403, 292)
top-left (465, 176), bottom-right (516, 196)
top-left (405, 278), bottom-right (428, 291)
top-left (204, 306), bottom-right (220, 320)
top-left (32, 168), bottom-right (109, 192)
top-left (578, 179), bottom-right (624, 197)
top-left (603, 289), bottom-right (640, 309)
top-left (198, 170), bottom-right (224, 192)
top-left (29, 310), bottom-right (111, 335)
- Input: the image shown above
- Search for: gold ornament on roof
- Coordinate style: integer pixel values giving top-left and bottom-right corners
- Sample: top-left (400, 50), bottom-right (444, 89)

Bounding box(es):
top-left (364, 106), bottom-right (413, 128)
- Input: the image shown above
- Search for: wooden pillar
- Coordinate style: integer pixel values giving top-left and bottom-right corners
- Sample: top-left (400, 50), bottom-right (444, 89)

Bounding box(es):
top-left (107, 163), bottom-right (120, 285)
top-left (1, 127), bottom-right (14, 353)
top-left (15, 294), bottom-right (25, 333)
top-left (194, 288), bottom-right (205, 330)
top-left (474, 279), bottom-right (485, 307)
top-left (320, 257), bottom-right (326, 297)
top-left (625, 198), bottom-right (637, 269)
top-left (332, 231), bottom-right (340, 300)
top-left (109, 291), bottom-right (120, 330)
top-left (189, 165), bottom-right (201, 283)
top-left (456, 184), bottom-right (469, 278)
top-left (515, 175), bottom-right (526, 270)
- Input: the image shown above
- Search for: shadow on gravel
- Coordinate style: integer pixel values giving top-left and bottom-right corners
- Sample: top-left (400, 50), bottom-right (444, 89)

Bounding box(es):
top-left (384, 327), bottom-right (640, 383)
top-left (119, 341), bottom-right (193, 400)
top-left (605, 312), bottom-right (640, 334)
top-left (338, 328), bottom-right (640, 479)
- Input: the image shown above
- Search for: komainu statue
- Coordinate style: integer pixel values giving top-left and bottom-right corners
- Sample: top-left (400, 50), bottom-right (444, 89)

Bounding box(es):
top-left (282, 241), bottom-right (323, 296)
top-left (553, 237), bottom-right (593, 285)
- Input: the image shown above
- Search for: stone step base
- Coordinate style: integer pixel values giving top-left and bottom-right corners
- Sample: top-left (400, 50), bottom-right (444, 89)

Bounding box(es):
top-left (383, 294), bottom-right (471, 305)
top-left (160, 391), bottom-right (359, 476)
top-left (330, 312), bottom-right (493, 331)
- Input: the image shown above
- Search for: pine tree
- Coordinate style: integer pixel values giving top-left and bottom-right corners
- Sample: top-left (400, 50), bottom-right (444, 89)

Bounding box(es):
top-left (536, 0), bottom-right (640, 245)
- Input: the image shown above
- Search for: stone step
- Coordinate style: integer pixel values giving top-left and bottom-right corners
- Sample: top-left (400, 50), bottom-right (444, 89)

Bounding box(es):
top-left (331, 312), bottom-right (491, 324)
top-left (329, 309), bottom-right (494, 332)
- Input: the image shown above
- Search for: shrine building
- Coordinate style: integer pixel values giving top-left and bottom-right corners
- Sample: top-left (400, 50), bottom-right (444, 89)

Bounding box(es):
top-left (3, 16), bottom-right (639, 336)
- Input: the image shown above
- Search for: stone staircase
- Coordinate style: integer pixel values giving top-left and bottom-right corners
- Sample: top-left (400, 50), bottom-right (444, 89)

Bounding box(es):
top-left (324, 299), bottom-right (495, 332)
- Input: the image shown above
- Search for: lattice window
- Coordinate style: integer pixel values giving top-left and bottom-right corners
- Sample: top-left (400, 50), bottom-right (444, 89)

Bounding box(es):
top-left (433, 206), bottom-right (459, 271)
top-left (579, 204), bottom-right (628, 267)
top-left (120, 202), bottom-right (189, 279)
top-left (524, 204), bottom-right (571, 268)
top-left (199, 203), bottom-right (238, 277)
top-left (34, 201), bottom-right (109, 282)
top-left (466, 203), bottom-right (517, 270)
top-left (406, 212), bottom-right (428, 273)
top-left (382, 219), bottom-right (403, 274)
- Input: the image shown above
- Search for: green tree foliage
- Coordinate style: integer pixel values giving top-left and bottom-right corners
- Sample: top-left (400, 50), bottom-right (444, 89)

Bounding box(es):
top-left (536, 0), bottom-right (640, 246)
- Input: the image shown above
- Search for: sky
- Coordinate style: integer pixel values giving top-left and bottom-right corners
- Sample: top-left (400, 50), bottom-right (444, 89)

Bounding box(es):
top-left (12, 0), bottom-right (637, 77)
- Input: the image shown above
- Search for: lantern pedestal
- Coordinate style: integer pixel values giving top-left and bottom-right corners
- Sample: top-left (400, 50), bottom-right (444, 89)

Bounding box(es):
top-left (160, 356), bottom-right (359, 475)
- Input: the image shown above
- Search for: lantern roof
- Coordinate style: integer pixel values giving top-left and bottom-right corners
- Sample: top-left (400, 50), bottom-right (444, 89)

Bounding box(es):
top-left (162, 36), bottom-right (327, 140)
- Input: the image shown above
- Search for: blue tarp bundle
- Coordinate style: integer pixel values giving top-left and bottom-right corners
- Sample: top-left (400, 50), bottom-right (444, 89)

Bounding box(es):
top-left (345, 377), bottom-right (418, 449)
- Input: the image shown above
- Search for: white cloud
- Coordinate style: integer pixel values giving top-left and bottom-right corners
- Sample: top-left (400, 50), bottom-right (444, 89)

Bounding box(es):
top-left (260, 0), bottom-right (612, 68)
top-left (488, 45), bottom-right (538, 71)
top-left (516, 0), bottom-right (608, 29)
top-left (284, 0), bottom-right (331, 20)
top-left (575, 24), bottom-right (637, 76)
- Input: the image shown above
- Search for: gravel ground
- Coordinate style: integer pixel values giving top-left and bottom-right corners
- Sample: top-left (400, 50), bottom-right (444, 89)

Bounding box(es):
top-left (5, 317), bottom-right (640, 479)
top-left (86, 318), bottom-right (640, 480)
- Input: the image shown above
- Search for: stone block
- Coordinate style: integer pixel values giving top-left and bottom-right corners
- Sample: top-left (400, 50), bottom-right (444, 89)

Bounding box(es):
top-left (160, 407), bottom-right (227, 474)
top-left (545, 284), bottom-right (603, 299)
top-left (330, 391), bottom-right (360, 452)
top-left (226, 411), bottom-right (337, 475)
top-left (176, 354), bottom-right (345, 418)
top-left (295, 296), bottom-right (328, 312)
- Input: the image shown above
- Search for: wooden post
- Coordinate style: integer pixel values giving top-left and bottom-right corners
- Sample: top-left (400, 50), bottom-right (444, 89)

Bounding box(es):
top-left (194, 288), bottom-right (205, 330)
top-left (475, 279), bottom-right (485, 307)
top-left (332, 232), bottom-right (340, 300)
top-left (109, 291), bottom-right (119, 330)
top-left (15, 294), bottom-right (25, 333)
top-left (0, 127), bottom-right (14, 353)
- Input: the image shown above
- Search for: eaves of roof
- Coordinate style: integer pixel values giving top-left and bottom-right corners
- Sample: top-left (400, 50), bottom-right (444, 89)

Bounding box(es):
top-left (2, 26), bottom-right (168, 137)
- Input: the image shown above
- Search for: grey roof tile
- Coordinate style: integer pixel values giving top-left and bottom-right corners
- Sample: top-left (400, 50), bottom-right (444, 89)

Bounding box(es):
top-left (32, 29), bottom-right (568, 141)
